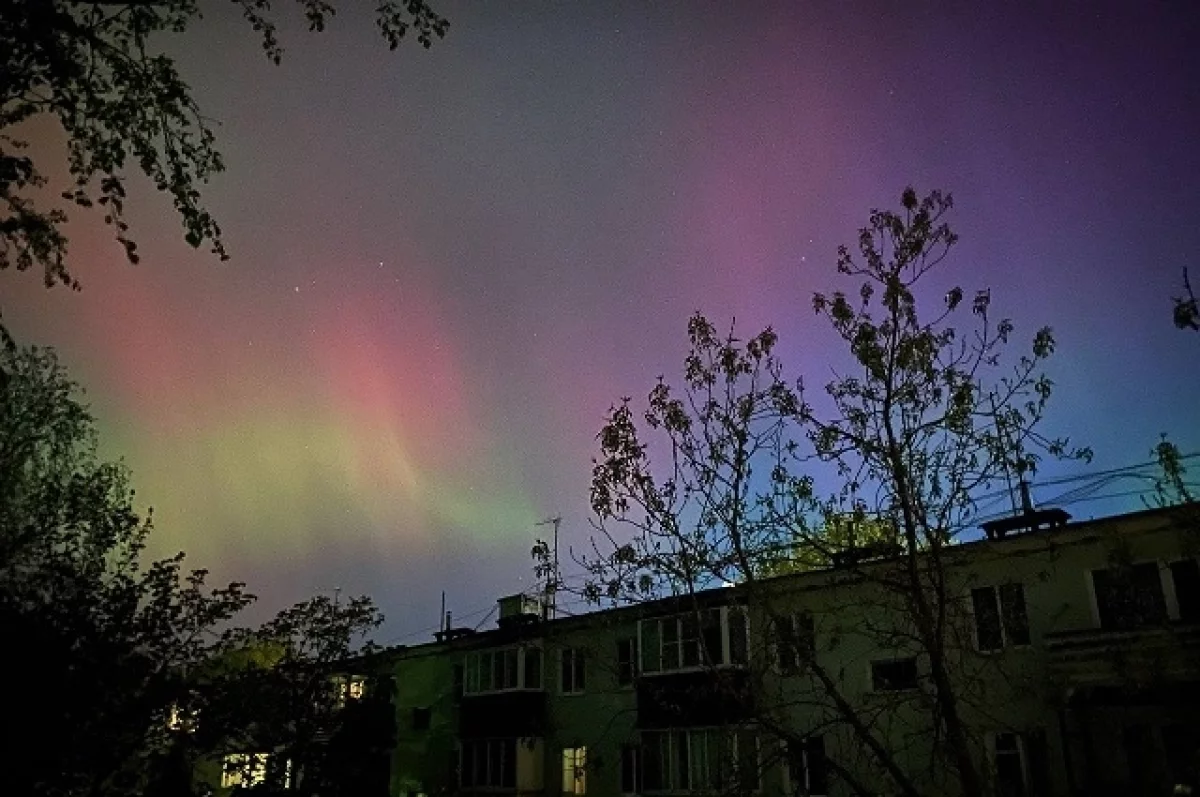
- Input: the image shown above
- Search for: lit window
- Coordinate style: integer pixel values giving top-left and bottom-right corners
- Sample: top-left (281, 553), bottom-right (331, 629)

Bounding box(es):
top-left (562, 747), bottom-right (588, 795)
top-left (561, 648), bottom-right (586, 694)
top-left (971, 584), bottom-right (1030, 651)
top-left (166, 703), bottom-right (199, 733)
top-left (222, 753), bottom-right (269, 789)
top-left (332, 674), bottom-right (367, 707)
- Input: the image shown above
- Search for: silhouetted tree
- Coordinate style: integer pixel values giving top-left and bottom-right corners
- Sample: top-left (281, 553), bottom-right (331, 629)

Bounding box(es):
top-left (571, 189), bottom-right (1090, 797)
top-left (0, 342), bottom-right (254, 797)
top-left (205, 594), bottom-right (387, 796)
top-left (1, 341), bottom-right (392, 797)
top-left (1174, 268), bottom-right (1199, 332)
top-left (1, 0), bottom-right (447, 291)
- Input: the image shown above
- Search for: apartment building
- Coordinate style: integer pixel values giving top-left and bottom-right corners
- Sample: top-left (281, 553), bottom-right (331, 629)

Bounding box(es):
top-left (383, 505), bottom-right (1198, 797)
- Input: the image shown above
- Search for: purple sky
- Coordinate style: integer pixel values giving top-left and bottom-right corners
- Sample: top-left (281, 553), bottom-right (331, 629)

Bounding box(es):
top-left (6, 1), bottom-right (1199, 642)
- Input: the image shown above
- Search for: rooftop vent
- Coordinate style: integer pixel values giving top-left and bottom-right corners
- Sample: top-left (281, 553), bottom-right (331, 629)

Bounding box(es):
top-left (980, 507), bottom-right (1071, 540)
top-left (497, 593), bottom-right (549, 627)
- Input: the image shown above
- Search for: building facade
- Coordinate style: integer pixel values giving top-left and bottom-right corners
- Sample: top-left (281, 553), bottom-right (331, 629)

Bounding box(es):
top-left (382, 505), bottom-right (1198, 797)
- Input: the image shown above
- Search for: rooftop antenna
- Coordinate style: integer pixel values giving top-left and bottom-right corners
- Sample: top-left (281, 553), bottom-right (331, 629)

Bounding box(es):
top-left (990, 393), bottom-right (1022, 515)
top-left (535, 515), bottom-right (562, 618)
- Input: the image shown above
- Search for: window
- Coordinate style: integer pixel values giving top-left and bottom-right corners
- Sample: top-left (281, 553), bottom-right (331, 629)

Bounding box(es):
top-left (561, 648), bottom-right (586, 694)
top-left (870, 658), bottom-right (918, 692)
top-left (783, 736), bottom-right (828, 796)
top-left (641, 728), bottom-right (758, 793)
top-left (772, 612), bottom-right (815, 674)
top-left (639, 607), bottom-right (749, 674)
top-left (460, 739), bottom-right (517, 789)
top-left (562, 747), bottom-right (588, 795)
top-left (971, 584), bottom-right (1030, 651)
top-left (1092, 562), bottom-right (1168, 629)
top-left (222, 753), bottom-right (271, 789)
top-left (617, 638), bottom-right (637, 686)
top-left (464, 647), bottom-right (542, 694)
top-left (1171, 559), bottom-right (1200, 622)
top-left (992, 733), bottom-right (1027, 797)
top-left (412, 706), bottom-right (432, 731)
top-left (166, 703), bottom-right (198, 733)
top-left (620, 744), bottom-right (641, 794)
top-left (332, 674), bottom-right (366, 707)
top-left (525, 647), bottom-right (543, 689)
top-left (229, 755), bottom-right (288, 790)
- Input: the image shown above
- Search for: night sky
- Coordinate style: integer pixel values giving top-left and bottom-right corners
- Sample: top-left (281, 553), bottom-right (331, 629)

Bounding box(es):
top-left (6, 2), bottom-right (1199, 642)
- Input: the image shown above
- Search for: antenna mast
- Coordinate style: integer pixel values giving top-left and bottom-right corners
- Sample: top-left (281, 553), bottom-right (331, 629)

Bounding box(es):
top-left (535, 515), bottom-right (562, 618)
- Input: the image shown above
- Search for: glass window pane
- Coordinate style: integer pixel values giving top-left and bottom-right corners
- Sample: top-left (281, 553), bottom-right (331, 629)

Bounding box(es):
top-left (524, 648), bottom-right (542, 689)
top-left (972, 587), bottom-right (1004, 651)
top-left (1000, 584), bottom-right (1030, 646)
top-left (641, 621), bottom-right (662, 673)
top-left (1171, 559), bottom-right (1200, 622)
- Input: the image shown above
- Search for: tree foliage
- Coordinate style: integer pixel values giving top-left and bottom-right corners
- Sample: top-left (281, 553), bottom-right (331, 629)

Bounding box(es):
top-left (1, 0), bottom-right (448, 290)
top-left (574, 188), bottom-right (1091, 797)
top-left (0, 341), bottom-right (388, 797)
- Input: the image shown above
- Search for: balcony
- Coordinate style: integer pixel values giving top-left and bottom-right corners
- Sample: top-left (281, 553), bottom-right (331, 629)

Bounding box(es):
top-left (636, 668), bottom-right (754, 729)
top-left (1044, 622), bottom-right (1200, 689)
top-left (458, 690), bottom-right (547, 738)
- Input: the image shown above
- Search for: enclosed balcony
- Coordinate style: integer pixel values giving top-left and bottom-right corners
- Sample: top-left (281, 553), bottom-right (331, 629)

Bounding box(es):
top-left (1044, 623), bottom-right (1200, 688)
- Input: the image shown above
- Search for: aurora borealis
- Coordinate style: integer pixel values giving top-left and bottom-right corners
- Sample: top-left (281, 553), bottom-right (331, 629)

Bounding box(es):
top-left (5, 2), bottom-right (1199, 641)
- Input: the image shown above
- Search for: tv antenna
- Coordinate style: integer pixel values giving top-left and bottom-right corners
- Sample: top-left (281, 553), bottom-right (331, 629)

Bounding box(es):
top-left (535, 515), bottom-right (562, 611)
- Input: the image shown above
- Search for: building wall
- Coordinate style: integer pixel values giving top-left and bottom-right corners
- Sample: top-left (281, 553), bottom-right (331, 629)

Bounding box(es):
top-left (385, 507), bottom-right (1199, 797)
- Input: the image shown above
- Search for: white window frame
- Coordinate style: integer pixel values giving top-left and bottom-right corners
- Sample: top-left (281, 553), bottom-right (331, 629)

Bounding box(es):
top-left (460, 738), bottom-right (518, 790)
top-left (332, 674), bottom-right (366, 708)
top-left (988, 731), bottom-right (1030, 796)
top-left (1087, 558), bottom-right (1187, 629)
top-left (562, 746), bottom-right (588, 795)
top-left (779, 737), bottom-right (828, 797)
top-left (463, 646), bottom-right (543, 695)
top-left (638, 606), bottom-right (749, 675)
top-left (641, 727), bottom-right (760, 794)
top-left (969, 583), bottom-right (1031, 652)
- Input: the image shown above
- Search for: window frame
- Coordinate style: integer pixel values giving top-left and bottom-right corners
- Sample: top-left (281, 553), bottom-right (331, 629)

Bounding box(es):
top-left (221, 753), bottom-right (273, 790)
top-left (463, 646), bottom-right (544, 695)
top-left (616, 637), bottom-right (637, 686)
top-left (771, 612), bottom-right (816, 674)
top-left (990, 731), bottom-right (1030, 797)
top-left (640, 727), bottom-right (760, 794)
top-left (460, 738), bottom-right (518, 790)
top-left (869, 657), bottom-right (919, 693)
top-left (562, 746), bottom-right (588, 795)
top-left (1089, 560), bottom-right (1171, 630)
top-left (620, 743), bottom-right (641, 795)
top-left (781, 736), bottom-right (828, 797)
top-left (638, 606), bottom-right (749, 675)
top-left (970, 583), bottom-right (1031, 652)
top-left (560, 647), bottom-right (586, 695)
